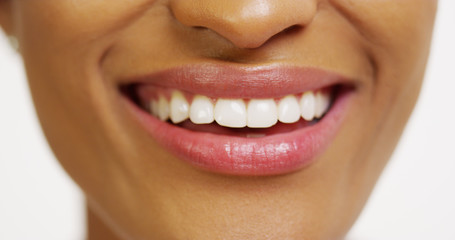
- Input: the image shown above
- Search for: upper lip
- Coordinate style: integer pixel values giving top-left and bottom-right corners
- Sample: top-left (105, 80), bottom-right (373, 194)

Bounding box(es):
top-left (121, 63), bottom-right (356, 98)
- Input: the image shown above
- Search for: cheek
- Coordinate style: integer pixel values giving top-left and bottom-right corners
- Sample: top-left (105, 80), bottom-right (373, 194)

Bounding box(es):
top-left (14, 0), bottom-right (160, 138)
top-left (14, 0), bottom-right (159, 52)
top-left (330, 0), bottom-right (437, 101)
top-left (13, 0), bottom-right (163, 201)
top-left (329, 0), bottom-right (437, 55)
top-left (327, 0), bottom-right (437, 204)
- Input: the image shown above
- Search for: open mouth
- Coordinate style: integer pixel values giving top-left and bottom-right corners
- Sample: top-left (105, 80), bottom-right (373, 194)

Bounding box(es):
top-left (120, 65), bottom-right (356, 175)
top-left (125, 85), bottom-right (339, 137)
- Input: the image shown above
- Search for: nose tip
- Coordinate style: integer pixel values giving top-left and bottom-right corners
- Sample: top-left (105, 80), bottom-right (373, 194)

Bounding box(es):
top-left (170, 0), bottom-right (318, 49)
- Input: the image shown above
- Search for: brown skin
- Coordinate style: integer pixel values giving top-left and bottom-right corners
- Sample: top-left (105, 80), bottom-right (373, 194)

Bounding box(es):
top-left (0, 0), bottom-right (437, 239)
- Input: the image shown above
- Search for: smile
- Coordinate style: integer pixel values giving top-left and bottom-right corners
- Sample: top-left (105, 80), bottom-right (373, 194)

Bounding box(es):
top-left (121, 64), bottom-right (357, 175)
top-left (144, 87), bottom-right (331, 126)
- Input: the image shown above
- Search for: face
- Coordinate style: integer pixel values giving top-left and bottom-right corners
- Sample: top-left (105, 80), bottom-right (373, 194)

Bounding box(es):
top-left (0, 0), bottom-right (437, 239)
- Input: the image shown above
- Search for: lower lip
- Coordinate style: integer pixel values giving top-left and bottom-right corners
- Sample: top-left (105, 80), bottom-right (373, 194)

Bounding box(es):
top-left (123, 88), bottom-right (354, 176)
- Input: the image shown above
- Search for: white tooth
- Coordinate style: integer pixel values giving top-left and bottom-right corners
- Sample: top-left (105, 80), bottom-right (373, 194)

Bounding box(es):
top-left (170, 91), bottom-right (189, 123)
top-left (190, 95), bottom-right (214, 124)
top-left (300, 91), bottom-right (316, 121)
top-left (157, 95), bottom-right (169, 121)
top-left (214, 99), bottom-right (247, 128)
top-left (315, 91), bottom-right (331, 119)
top-left (247, 99), bottom-right (278, 128)
top-left (149, 100), bottom-right (159, 117)
top-left (278, 95), bottom-right (301, 123)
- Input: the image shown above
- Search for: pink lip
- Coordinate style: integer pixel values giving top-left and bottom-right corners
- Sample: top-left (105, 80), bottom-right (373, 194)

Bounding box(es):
top-left (121, 65), bottom-right (356, 175)
top-left (126, 63), bottom-right (353, 98)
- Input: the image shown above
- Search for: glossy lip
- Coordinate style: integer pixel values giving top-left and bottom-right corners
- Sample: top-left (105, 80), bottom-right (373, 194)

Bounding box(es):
top-left (124, 63), bottom-right (352, 98)
top-left (120, 64), bottom-right (356, 175)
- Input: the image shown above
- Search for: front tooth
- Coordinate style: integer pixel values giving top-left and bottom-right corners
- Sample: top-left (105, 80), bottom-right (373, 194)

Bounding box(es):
top-left (247, 99), bottom-right (278, 128)
top-left (190, 95), bottom-right (214, 124)
top-left (300, 91), bottom-right (316, 121)
top-left (214, 99), bottom-right (247, 128)
top-left (170, 91), bottom-right (189, 123)
top-left (158, 95), bottom-right (170, 121)
top-left (315, 91), bottom-right (331, 119)
top-left (278, 95), bottom-right (301, 123)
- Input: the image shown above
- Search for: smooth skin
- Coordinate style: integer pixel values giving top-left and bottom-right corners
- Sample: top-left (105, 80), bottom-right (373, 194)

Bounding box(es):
top-left (0, 1), bottom-right (437, 239)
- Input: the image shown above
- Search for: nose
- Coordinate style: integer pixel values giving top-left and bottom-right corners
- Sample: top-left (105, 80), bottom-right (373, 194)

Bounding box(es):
top-left (170, 0), bottom-right (318, 49)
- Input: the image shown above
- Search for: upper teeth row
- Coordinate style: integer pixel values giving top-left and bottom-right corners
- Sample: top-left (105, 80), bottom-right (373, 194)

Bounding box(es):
top-left (149, 90), bottom-right (331, 128)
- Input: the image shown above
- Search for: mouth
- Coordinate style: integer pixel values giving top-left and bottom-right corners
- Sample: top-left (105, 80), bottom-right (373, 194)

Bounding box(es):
top-left (120, 64), bottom-right (356, 176)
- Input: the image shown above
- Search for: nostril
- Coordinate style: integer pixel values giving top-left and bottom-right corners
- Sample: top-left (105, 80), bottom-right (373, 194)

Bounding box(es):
top-left (283, 25), bottom-right (303, 35)
top-left (170, 0), bottom-right (318, 49)
top-left (193, 26), bottom-right (208, 30)
top-left (249, 25), bottom-right (303, 49)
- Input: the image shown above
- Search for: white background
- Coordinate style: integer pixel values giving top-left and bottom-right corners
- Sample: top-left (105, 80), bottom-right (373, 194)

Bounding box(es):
top-left (1, 2), bottom-right (454, 239)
